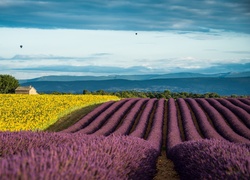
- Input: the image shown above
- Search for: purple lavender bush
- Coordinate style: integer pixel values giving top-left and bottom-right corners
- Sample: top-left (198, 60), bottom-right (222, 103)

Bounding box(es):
top-left (196, 98), bottom-right (249, 143)
top-left (168, 139), bottom-right (250, 180)
top-left (239, 98), bottom-right (250, 106)
top-left (217, 98), bottom-right (250, 129)
top-left (177, 98), bottom-right (202, 141)
top-left (76, 99), bottom-right (128, 134)
top-left (112, 98), bottom-right (148, 136)
top-left (185, 98), bottom-right (225, 140)
top-left (0, 131), bottom-right (158, 180)
top-left (227, 98), bottom-right (250, 113)
top-left (60, 101), bottom-right (114, 133)
top-left (130, 98), bottom-right (157, 138)
top-left (206, 98), bottom-right (250, 140)
top-left (93, 98), bottom-right (138, 136)
top-left (166, 98), bottom-right (183, 154)
top-left (147, 98), bottom-right (165, 152)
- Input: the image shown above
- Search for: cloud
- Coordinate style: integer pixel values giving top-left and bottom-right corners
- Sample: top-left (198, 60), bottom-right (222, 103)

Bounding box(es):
top-left (224, 51), bottom-right (250, 55)
top-left (0, 53), bottom-right (112, 61)
top-left (0, 0), bottom-right (249, 33)
top-left (10, 54), bottom-right (75, 60)
top-left (178, 62), bottom-right (250, 74)
top-left (10, 61), bottom-right (250, 76)
top-left (12, 65), bottom-right (158, 75)
top-left (0, 53), bottom-right (114, 70)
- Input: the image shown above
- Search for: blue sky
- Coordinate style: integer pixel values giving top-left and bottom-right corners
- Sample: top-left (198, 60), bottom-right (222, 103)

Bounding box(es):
top-left (0, 0), bottom-right (250, 79)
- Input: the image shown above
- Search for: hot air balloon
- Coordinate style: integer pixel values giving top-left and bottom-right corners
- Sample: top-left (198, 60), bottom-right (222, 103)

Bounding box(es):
top-left (20, 45), bottom-right (23, 48)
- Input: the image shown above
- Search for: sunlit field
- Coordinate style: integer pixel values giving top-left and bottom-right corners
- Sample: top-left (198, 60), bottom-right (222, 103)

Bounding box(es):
top-left (0, 94), bottom-right (119, 131)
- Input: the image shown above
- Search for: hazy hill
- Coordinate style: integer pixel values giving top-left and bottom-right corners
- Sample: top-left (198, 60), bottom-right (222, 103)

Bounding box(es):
top-left (18, 71), bottom-right (250, 83)
top-left (20, 77), bottom-right (250, 96)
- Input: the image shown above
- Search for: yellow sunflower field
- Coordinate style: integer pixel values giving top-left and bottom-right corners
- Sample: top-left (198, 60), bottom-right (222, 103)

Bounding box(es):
top-left (0, 94), bottom-right (119, 132)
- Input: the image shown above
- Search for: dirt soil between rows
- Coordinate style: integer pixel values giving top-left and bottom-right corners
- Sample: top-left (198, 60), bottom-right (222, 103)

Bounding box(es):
top-left (154, 151), bottom-right (180, 180)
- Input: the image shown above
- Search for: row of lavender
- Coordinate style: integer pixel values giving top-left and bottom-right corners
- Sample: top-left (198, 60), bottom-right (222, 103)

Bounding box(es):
top-left (167, 97), bottom-right (250, 150)
top-left (167, 98), bottom-right (250, 179)
top-left (60, 97), bottom-right (250, 178)
top-left (61, 97), bottom-right (250, 145)
top-left (0, 132), bottom-right (158, 180)
top-left (0, 98), bottom-right (164, 180)
top-left (1, 97), bottom-right (249, 179)
top-left (61, 97), bottom-right (250, 178)
top-left (60, 98), bottom-right (165, 151)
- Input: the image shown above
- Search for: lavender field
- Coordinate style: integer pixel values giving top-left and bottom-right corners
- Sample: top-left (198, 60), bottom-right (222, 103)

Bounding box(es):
top-left (1, 98), bottom-right (250, 179)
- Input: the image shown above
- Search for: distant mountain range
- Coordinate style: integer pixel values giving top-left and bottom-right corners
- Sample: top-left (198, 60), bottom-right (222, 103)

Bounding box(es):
top-left (19, 72), bottom-right (250, 96)
top-left (19, 71), bottom-right (250, 83)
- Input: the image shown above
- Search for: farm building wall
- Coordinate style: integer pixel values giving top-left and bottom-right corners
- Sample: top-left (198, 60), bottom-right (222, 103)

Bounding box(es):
top-left (15, 86), bottom-right (38, 95)
top-left (29, 87), bottom-right (38, 95)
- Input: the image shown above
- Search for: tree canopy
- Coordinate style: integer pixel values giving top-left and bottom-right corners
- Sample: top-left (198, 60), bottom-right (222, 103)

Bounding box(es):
top-left (82, 89), bottom-right (225, 99)
top-left (0, 74), bottom-right (19, 94)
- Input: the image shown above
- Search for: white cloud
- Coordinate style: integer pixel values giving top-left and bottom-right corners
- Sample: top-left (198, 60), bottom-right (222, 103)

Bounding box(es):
top-left (0, 0), bottom-right (20, 7)
top-left (0, 28), bottom-right (250, 79)
top-left (169, 5), bottom-right (211, 16)
top-left (170, 20), bottom-right (194, 29)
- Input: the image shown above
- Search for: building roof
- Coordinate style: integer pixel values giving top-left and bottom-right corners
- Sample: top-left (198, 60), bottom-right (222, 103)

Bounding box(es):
top-left (15, 86), bottom-right (34, 91)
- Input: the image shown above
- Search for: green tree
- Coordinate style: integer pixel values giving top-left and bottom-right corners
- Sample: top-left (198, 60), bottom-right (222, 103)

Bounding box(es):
top-left (163, 90), bottom-right (172, 99)
top-left (83, 89), bottom-right (91, 94)
top-left (96, 89), bottom-right (107, 95)
top-left (230, 94), bottom-right (238, 98)
top-left (0, 74), bottom-right (19, 94)
top-left (204, 92), bottom-right (220, 98)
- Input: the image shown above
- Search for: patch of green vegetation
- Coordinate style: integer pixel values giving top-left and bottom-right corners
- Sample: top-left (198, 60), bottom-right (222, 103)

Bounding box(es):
top-left (45, 103), bottom-right (102, 132)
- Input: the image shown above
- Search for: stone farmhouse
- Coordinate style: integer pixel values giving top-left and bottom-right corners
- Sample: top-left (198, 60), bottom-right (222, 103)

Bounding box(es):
top-left (15, 86), bottom-right (38, 95)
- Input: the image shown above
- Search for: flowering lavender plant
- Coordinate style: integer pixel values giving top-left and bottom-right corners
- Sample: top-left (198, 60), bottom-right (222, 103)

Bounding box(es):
top-left (0, 131), bottom-right (158, 180)
top-left (185, 98), bottom-right (225, 140)
top-left (169, 139), bottom-right (250, 180)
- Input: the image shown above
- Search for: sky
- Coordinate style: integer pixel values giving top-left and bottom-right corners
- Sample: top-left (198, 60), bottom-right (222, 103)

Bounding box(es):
top-left (0, 0), bottom-right (250, 79)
